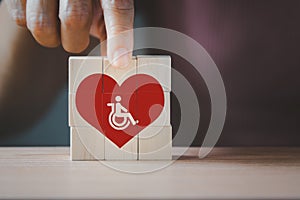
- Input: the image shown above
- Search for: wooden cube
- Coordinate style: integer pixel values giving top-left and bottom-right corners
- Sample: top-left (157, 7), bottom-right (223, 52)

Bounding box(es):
top-left (70, 127), bottom-right (105, 161)
top-left (69, 56), bottom-right (172, 161)
top-left (138, 126), bottom-right (172, 160)
top-left (69, 57), bottom-right (103, 94)
top-left (102, 94), bottom-right (138, 160)
top-left (136, 55), bottom-right (171, 92)
top-left (68, 94), bottom-right (93, 127)
top-left (105, 136), bottom-right (138, 160)
top-left (103, 57), bottom-right (137, 93)
top-left (135, 92), bottom-right (171, 127)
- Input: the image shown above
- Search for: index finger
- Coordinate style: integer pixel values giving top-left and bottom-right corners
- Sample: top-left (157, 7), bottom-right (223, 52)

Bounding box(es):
top-left (101, 0), bottom-right (134, 68)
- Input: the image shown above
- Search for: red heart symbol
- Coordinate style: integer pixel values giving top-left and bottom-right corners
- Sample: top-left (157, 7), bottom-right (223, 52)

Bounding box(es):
top-left (75, 74), bottom-right (164, 148)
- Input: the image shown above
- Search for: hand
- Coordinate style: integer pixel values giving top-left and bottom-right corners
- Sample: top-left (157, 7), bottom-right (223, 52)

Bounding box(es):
top-left (5, 0), bottom-right (134, 67)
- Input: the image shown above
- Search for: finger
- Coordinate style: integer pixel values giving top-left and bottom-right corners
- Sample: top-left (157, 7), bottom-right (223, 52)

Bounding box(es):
top-left (5, 0), bottom-right (27, 26)
top-left (101, 0), bottom-right (134, 68)
top-left (59, 0), bottom-right (93, 53)
top-left (90, 0), bottom-right (106, 41)
top-left (26, 0), bottom-right (60, 47)
top-left (90, 1), bottom-right (107, 55)
top-left (93, 20), bottom-right (107, 56)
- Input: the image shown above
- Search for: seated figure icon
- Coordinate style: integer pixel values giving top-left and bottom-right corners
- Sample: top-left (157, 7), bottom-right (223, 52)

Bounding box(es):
top-left (107, 96), bottom-right (139, 131)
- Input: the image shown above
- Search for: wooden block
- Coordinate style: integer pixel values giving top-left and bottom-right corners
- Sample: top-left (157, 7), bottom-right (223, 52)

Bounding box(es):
top-left (105, 136), bottom-right (138, 160)
top-left (103, 57), bottom-right (137, 93)
top-left (136, 55), bottom-right (171, 92)
top-left (152, 92), bottom-right (170, 126)
top-left (69, 57), bottom-right (102, 93)
top-left (70, 127), bottom-right (105, 161)
top-left (68, 94), bottom-right (99, 127)
top-left (68, 94), bottom-right (93, 127)
top-left (69, 55), bottom-right (172, 161)
top-left (103, 93), bottom-right (138, 160)
top-left (136, 92), bottom-right (170, 127)
top-left (138, 126), bottom-right (172, 160)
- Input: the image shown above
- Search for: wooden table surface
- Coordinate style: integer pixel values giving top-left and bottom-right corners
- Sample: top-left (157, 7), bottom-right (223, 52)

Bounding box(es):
top-left (0, 147), bottom-right (299, 199)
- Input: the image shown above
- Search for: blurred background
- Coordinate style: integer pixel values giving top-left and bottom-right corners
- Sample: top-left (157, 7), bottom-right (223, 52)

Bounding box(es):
top-left (1, 0), bottom-right (300, 146)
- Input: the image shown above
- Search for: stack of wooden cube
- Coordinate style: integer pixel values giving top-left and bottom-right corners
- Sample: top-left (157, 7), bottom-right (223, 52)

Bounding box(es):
top-left (69, 56), bottom-right (172, 160)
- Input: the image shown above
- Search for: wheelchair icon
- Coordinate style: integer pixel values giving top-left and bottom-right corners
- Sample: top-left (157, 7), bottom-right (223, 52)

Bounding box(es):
top-left (107, 96), bottom-right (139, 130)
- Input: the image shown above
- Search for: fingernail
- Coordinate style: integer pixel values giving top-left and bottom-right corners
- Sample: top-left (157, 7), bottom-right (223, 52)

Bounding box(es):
top-left (112, 48), bottom-right (130, 68)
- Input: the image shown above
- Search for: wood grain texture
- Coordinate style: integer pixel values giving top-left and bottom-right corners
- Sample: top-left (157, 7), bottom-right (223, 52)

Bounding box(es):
top-left (68, 94), bottom-right (92, 127)
top-left (69, 57), bottom-right (103, 93)
top-left (69, 56), bottom-right (171, 160)
top-left (0, 147), bottom-right (299, 199)
top-left (70, 127), bottom-right (105, 160)
top-left (103, 58), bottom-right (138, 160)
top-left (139, 126), bottom-right (172, 160)
top-left (136, 55), bottom-right (171, 92)
top-left (103, 57), bottom-right (137, 92)
top-left (144, 92), bottom-right (170, 127)
top-left (104, 136), bottom-right (138, 160)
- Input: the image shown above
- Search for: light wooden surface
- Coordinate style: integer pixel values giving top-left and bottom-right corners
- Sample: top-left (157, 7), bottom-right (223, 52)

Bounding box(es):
top-left (0, 147), bottom-right (299, 199)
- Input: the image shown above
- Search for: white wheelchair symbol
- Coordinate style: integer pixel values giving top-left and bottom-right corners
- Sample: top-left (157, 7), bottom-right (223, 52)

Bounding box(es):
top-left (107, 96), bottom-right (139, 130)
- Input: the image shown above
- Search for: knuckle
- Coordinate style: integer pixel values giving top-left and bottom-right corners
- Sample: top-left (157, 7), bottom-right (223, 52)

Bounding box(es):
top-left (109, 24), bottom-right (131, 34)
top-left (9, 9), bottom-right (26, 26)
top-left (102, 0), bottom-right (134, 10)
top-left (59, 6), bottom-right (91, 29)
top-left (27, 13), bottom-right (56, 37)
top-left (59, 11), bottom-right (91, 29)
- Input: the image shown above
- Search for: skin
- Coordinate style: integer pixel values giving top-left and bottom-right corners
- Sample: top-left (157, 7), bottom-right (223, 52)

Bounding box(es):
top-left (5, 0), bottom-right (134, 67)
top-left (0, 0), bottom-right (134, 137)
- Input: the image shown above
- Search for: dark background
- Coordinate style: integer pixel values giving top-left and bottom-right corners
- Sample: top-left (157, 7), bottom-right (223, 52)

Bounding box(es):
top-left (1, 0), bottom-right (300, 146)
